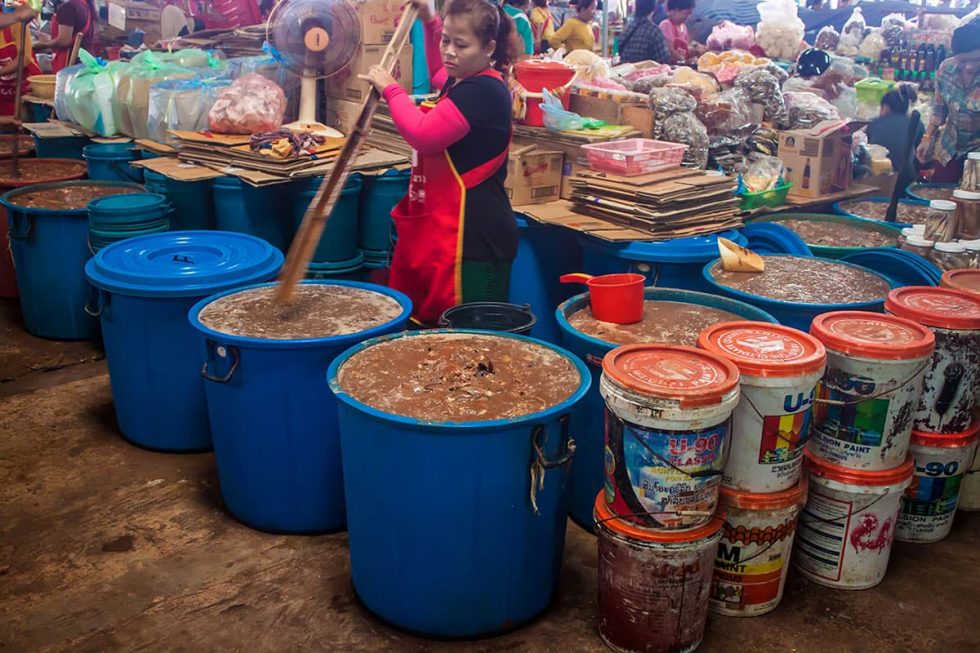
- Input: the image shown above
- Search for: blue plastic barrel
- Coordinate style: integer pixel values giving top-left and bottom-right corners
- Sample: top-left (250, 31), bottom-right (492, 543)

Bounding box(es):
top-left (144, 170), bottom-right (216, 230)
top-left (581, 229), bottom-right (748, 293)
top-left (328, 329), bottom-right (590, 637)
top-left (556, 288), bottom-right (777, 529)
top-left (307, 252), bottom-right (365, 281)
top-left (32, 134), bottom-right (89, 160)
top-left (701, 255), bottom-right (898, 331)
top-left (358, 169), bottom-right (406, 256)
top-left (213, 177), bottom-right (288, 251)
top-left (290, 175), bottom-right (361, 263)
top-left (87, 192), bottom-right (171, 253)
top-left (190, 280), bottom-right (412, 533)
top-left (85, 232), bottom-right (283, 451)
top-left (83, 143), bottom-right (144, 184)
top-left (1, 180), bottom-right (144, 340)
top-left (907, 182), bottom-right (958, 203)
top-left (832, 196), bottom-right (925, 223)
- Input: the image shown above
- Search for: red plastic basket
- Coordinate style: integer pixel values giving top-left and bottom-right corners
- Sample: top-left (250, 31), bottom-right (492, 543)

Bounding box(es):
top-left (581, 138), bottom-right (688, 176)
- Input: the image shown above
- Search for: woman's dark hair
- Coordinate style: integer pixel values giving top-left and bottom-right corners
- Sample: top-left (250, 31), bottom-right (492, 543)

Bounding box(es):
top-left (951, 22), bottom-right (980, 56)
top-left (881, 83), bottom-right (918, 115)
top-left (573, 0), bottom-right (597, 11)
top-left (666, 0), bottom-right (694, 11)
top-left (444, 0), bottom-right (516, 75)
top-left (635, 0), bottom-right (657, 19)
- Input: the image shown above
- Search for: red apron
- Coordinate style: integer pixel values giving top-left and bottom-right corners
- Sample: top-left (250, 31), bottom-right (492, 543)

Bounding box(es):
top-left (389, 69), bottom-right (510, 327)
top-left (0, 27), bottom-right (40, 117)
top-left (51, 1), bottom-right (92, 73)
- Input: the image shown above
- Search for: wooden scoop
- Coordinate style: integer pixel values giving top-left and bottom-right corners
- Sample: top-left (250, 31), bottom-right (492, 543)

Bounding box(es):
top-left (718, 237), bottom-right (765, 273)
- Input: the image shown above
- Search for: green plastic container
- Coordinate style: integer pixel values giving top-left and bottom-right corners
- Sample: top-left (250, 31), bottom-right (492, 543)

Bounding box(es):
top-left (739, 182), bottom-right (793, 211)
top-left (855, 78), bottom-right (898, 107)
top-left (746, 213), bottom-right (903, 259)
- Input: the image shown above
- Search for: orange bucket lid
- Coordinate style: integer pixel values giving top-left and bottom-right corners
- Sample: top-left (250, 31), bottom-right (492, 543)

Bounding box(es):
top-left (885, 286), bottom-right (980, 331)
top-left (594, 493), bottom-right (723, 543)
top-left (804, 449), bottom-right (914, 486)
top-left (602, 344), bottom-right (740, 409)
top-left (941, 269), bottom-right (980, 296)
top-left (911, 422), bottom-right (980, 449)
top-left (810, 311), bottom-right (935, 360)
top-left (719, 476), bottom-right (808, 511)
top-left (697, 321), bottom-right (826, 378)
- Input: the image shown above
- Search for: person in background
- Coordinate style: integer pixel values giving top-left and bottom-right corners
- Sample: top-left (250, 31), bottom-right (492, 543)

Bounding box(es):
top-left (619, 0), bottom-right (670, 63)
top-left (358, 0), bottom-right (518, 327)
top-left (659, 0), bottom-right (694, 63)
top-left (867, 84), bottom-right (924, 192)
top-left (916, 21), bottom-right (980, 182)
top-left (806, 0), bottom-right (825, 10)
top-left (34, 0), bottom-right (95, 73)
top-left (549, 0), bottom-right (597, 53)
top-left (503, 0), bottom-right (534, 57)
top-left (160, 2), bottom-right (195, 40)
top-left (0, 4), bottom-right (39, 119)
top-left (529, 0), bottom-right (555, 52)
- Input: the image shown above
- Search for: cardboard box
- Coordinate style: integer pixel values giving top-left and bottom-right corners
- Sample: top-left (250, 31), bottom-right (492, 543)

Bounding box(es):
top-left (568, 95), bottom-right (654, 138)
top-left (326, 97), bottom-right (363, 135)
top-left (108, 0), bottom-right (160, 30)
top-left (513, 135), bottom-right (592, 200)
top-left (505, 150), bottom-right (563, 206)
top-left (327, 43), bottom-right (413, 102)
top-left (351, 0), bottom-right (406, 44)
top-left (779, 120), bottom-right (853, 200)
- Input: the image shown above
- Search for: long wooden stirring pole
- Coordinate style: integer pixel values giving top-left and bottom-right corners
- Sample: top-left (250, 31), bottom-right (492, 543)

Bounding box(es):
top-left (11, 21), bottom-right (29, 177)
top-left (276, 3), bottom-right (419, 303)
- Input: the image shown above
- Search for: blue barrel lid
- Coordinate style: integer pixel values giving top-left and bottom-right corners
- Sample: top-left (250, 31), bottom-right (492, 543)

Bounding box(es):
top-left (85, 230), bottom-right (284, 298)
top-left (88, 192), bottom-right (169, 214)
top-left (840, 248), bottom-right (942, 287)
top-left (740, 223), bottom-right (814, 257)
top-left (83, 142), bottom-right (139, 158)
top-left (579, 229), bottom-right (747, 263)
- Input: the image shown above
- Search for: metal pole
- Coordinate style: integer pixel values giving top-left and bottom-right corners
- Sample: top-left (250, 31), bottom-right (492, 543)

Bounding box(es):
top-left (601, 0), bottom-right (610, 57)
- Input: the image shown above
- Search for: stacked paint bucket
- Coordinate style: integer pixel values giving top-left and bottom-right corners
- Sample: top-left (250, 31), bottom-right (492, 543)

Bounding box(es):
top-left (87, 193), bottom-right (171, 253)
top-left (697, 322), bottom-right (826, 616)
top-left (802, 310), bottom-right (935, 589)
top-left (596, 344), bottom-right (739, 653)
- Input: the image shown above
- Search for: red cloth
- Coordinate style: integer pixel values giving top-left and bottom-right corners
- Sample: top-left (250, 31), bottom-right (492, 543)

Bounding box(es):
top-left (50, 0), bottom-right (93, 73)
top-left (0, 27), bottom-right (40, 116)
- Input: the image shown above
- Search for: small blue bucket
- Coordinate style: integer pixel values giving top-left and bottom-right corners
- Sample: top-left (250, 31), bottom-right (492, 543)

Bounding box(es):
top-left (213, 177), bottom-right (288, 251)
top-left (144, 170), bottom-right (216, 230)
top-left (290, 175), bottom-right (361, 263)
top-left (83, 143), bottom-right (144, 184)
top-left (190, 280), bottom-right (412, 533)
top-left (556, 288), bottom-right (777, 528)
top-left (85, 232), bottom-right (283, 452)
top-left (33, 134), bottom-right (89, 160)
top-left (358, 169), bottom-right (406, 253)
top-left (328, 329), bottom-right (590, 637)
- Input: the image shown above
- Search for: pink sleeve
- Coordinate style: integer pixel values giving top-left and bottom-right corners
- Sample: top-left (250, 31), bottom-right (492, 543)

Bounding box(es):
top-left (659, 20), bottom-right (675, 41)
top-left (424, 16), bottom-right (448, 90)
top-left (383, 84), bottom-right (471, 155)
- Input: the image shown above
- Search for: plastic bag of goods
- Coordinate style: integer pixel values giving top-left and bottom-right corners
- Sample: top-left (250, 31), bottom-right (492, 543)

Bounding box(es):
top-left (208, 73), bottom-right (287, 134)
top-left (707, 21), bottom-right (755, 52)
top-left (63, 50), bottom-right (126, 137)
top-left (782, 91), bottom-right (840, 129)
top-left (755, 0), bottom-right (805, 60)
top-left (540, 88), bottom-right (585, 132)
top-left (735, 67), bottom-right (787, 124)
top-left (857, 30), bottom-right (887, 62)
top-left (560, 49), bottom-right (608, 82)
top-left (132, 48), bottom-right (217, 70)
top-left (116, 51), bottom-right (196, 138)
top-left (815, 26), bottom-right (840, 51)
top-left (839, 8), bottom-right (866, 49)
top-left (148, 78), bottom-right (233, 144)
top-left (880, 13), bottom-right (908, 47)
top-left (695, 88), bottom-right (754, 137)
top-left (669, 67), bottom-right (719, 101)
top-left (741, 154), bottom-right (783, 192)
top-left (647, 87), bottom-right (708, 169)
top-left (54, 63), bottom-right (83, 124)
top-left (830, 85), bottom-right (858, 119)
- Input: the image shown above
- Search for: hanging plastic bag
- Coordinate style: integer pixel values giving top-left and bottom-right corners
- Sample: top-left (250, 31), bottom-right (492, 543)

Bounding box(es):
top-left (839, 8), bottom-right (867, 49)
top-left (208, 73), bottom-right (287, 134)
top-left (148, 77), bottom-right (233, 144)
top-left (63, 50), bottom-right (125, 137)
top-left (815, 26), bottom-right (840, 52)
top-left (755, 0), bottom-right (805, 60)
top-left (707, 21), bottom-right (756, 52)
top-left (858, 30), bottom-right (887, 61)
top-left (116, 51), bottom-right (196, 138)
top-left (54, 63), bottom-right (83, 123)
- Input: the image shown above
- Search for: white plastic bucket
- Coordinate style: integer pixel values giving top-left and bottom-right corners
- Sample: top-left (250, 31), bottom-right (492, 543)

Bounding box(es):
top-left (710, 477), bottom-right (807, 617)
top-left (596, 495), bottom-right (722, 653)
top-left (795, 451), bottom-right (913, 590)
top-left (698, 322), bottom-right (826, 493)
top-left (808, 312), bottom-right (935, 471)
top-left (896, 424), bottom-right (979, 543)
top-left (600, 344), bottom-right (740, 530)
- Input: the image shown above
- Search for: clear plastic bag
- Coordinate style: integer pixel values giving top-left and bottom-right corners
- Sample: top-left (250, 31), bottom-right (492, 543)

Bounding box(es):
top-left (881, 13), bottom-right (908, 47)
top-left (755, 0), bottom-right (805, 60)
top-left (782, 91), bottom-right (840, 129)
top-left (742, 154), bottom-right (783, 193)
top-left (815, 26), bottom-right (840, 52)
top-left (857, 30), bottom-right (887, 61)
top-left (63, 51), bottom-right (125, 137)
top-left (840, 8), bottom-right (867, 49)
top-left (707, 21), bottom-right (755, 52)
top-left (116, 52), bottom-right (196, 138)
top-left (830, 85), bottom-right (858, 119)
top-left (695, 88), bottom-right (754, 137)
top-left (647, 86), bottom-right (698, 115)
top-left (54, 63), bottom-right (83, 123)
top-left (132, 48), bottom-right (216, 69)
top-left (735, 67), bottom-right (787, 124)
top-left (540, 88), bottom-right (584, 132)
top-left (670, 67), bottom-right (719, 98)
top-left (148, 78), bottom-right (233, 144)
top-left (657, 113), bottom-right (709, 169)
top-left (208, 73), bottom-right (287, 134)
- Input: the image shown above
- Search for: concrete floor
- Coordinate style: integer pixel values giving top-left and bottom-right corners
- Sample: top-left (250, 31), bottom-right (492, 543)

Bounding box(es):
top-left (2, 297), bottom-right (979, 653)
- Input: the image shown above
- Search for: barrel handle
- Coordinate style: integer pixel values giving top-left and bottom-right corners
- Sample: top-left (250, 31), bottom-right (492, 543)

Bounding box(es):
top-left (84, 287), bottom-right (109, 317)
top-left (529, 416), bottom-right (577, 515)
top-left (201, 343), bottom-right (240, 384)
top-left (8, 214), bottom-right (33, 240)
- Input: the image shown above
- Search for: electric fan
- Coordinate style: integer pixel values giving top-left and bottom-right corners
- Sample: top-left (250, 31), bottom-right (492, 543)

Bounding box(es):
top-left (266, 0), bottom-right (362, 134)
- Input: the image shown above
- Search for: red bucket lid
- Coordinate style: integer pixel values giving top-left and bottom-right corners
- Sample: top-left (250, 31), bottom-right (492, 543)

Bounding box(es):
top-left (719, 476), bottom-right (808, 511)
top-left (804, 449), bottom-right (914, 486)
top-left (594, 493), bottom-right (724, 543)
top-left (698, 321), bottom-right (826, 378)
top-left (941, 269), bottom-right (980, 296)
top-left (911, 422), bottom-right (980, 449)
top-left (602, 344), bottom-right (740, 409)
top-left (885, 286), bottom-right (980, 330)
top-left (810, 311), bottom-right (935, 360)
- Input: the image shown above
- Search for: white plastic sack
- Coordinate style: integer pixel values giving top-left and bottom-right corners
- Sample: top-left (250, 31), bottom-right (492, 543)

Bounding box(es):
top-left (208, 73), bottom-right (286, 134)
top-left (63, 51), bottom-right (125, 137)
top-left (147, 78), bottom-right (233, 144)
top-left (840, 8), bottom-right (867, 49)
top-left (755, 0), bottom-right (804, 60)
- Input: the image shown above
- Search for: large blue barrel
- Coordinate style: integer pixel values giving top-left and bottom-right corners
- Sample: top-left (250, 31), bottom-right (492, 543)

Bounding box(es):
top-left (83, 142), bottom-right (144, 184)
top-left (556, 288), bottom-right (777, 528)
top-left (189, 281), bottom-right (412, 533)
top-left (306, 253), bottom-right (365, 281)
top-left (87, 192), bottom-right (171, 253)
top-left (33, 134), bottom-right (89, 160)
top-left (1, 180), bottom-right (144, 340)
top-left (290, 175), bottom-right (361, 264)
top-left (144, 170), bottom-right (216, 230)
top-left (358, 169), bottom-right (406, 260)
top-left (328, 330), bottom-right (590, 637)
top-left (85, 232), bottom-right (283, 451)
top-left (212, 177), bottom-right (288, 251)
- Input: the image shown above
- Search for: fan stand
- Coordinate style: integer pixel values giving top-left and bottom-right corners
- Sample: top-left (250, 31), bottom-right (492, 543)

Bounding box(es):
top-left (283, 24), bottom-right (342, 137)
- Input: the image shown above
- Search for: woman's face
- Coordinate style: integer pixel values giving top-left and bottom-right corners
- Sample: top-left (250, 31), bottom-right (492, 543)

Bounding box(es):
top-left (669, 8), bottom-right (692, 25)
top-left (441, 15), bottom-right (495, 79)
top-left (578, 1), bottom-right (596, 21)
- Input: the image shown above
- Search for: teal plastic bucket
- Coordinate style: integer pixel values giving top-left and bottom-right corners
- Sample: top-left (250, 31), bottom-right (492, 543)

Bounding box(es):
top-left (358, 169), bottom-right (406, 254)
top-left (83, 143), bottom-right (144, 184)
top-left (307, 252), bottom-right (364, 281)
top-left (556, 288), bottom-right (777, 529)
top-left (33, 134), bottom-right (89, 160)
top-left (1, 180), bottom-right (145, 339)
top-left (88, 192), bottom-right (171, 252)
top-left (290, 175), bottom-right (361, 263)
top-left (213, 177), bottom-right (288, 251)
top-left (144, 170), bottom-right (216, 230)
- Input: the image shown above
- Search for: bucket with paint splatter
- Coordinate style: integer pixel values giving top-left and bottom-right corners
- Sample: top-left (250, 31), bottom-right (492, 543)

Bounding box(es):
top-left (710, 477), bottom-right (807, 617)
top-left (808, 312), bottom-right (935, 471)
top-left (595, 494), bottom-right (722, 653)
top-left (698, 322), bottom-right (826, 494)
top-left (896, 423), bottom-right (979, 543)
top-left (600, 344), bottom-right (740, 529)
top-left (795, 451), bottom-right (913, 590)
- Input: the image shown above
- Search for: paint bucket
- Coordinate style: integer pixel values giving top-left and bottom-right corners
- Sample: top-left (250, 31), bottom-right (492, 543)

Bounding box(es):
top-left (328, 330), bottom-right (590, 637)
top-left (896, 423), bottom-right (979, 543)
top-left (885, 287), bottom-right (980, 434)
top-left (438, 302), bottom-right (537, 335)
top-left (601, 344), bottom-right (740, 529)
top-left (710, 477), bottom-right (806, 617)
top-left (940, 269), bottom-right (980, 296)
top-left (795, 451), bottom-right (913, 590)
top-left (808, 311), bottom-right (936, 471)
top-left (143, 170), bottom-right (216, 230)
top-left (595, 495), bottom-right (722, 653)
top-left (82, 142), bottom-right (144, 184)
top-left (698, 322), bottom-right (826, 493)
top-left (212, 177), bottom-right (288, 252)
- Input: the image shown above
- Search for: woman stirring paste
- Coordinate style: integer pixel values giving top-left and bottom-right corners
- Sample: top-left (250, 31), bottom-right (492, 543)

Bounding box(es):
top-left (360, 0), bottom-right (518, 327)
